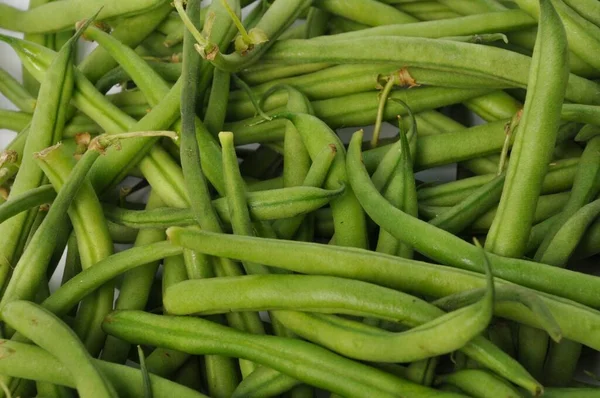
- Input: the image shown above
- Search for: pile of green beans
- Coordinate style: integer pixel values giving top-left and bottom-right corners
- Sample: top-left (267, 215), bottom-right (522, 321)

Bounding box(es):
top-left (1, 0), bottom-right (600, 396)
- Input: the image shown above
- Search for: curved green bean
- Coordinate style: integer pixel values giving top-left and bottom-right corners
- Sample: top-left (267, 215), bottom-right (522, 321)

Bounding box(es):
top-left (103, 310), bottom-right (467, 398)
top-left (2, 301), bottom-right (118, 398)
top-left (0, 339), bottom-right (207, 398)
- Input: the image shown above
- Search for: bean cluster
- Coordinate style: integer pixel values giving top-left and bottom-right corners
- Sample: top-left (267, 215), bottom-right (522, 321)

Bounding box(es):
top-left (0, 0), bottom-right (599, 397)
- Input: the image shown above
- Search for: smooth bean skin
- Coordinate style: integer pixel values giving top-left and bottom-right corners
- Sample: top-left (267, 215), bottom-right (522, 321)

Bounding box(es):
top-left (103, 185), bottom-right (342, 228)
top-left (429, 174), bottom-right (505, 234)
top-left (272, 112), bottom-right (367, 249)
top-left (315, 0), bottom-right (417, 25)
top-left (0, 339), bottom-right (207, 398)
top-left (35, 144), bottom-right (115, 356)
top-left (315, 9), bottom-right (535, 41)
top-left (436, 369), bottom-right (524, 398)
top-left (79, 3), bottom-right (173, 84)
top-left (0, 185), bottom-right (56, 225)
top-left (535, 135), bottom-right (600, 261)
top-left (0, 31), bottom-right (78, 291)
top-left (486, 0), bottom-right (569, 258)
top-left (422, 191), bottom-right (570, 234)
top-left (165, 220), bottom-right (600, 355)
top-left (103, 310), bottom-right (467, 398)
top-left (538, 199), bottom-right (600, 267)
top-left (2, 301), bottom-right (118, 398)
top-left (0, 0), bottom-right (168, 33)
top-left (167, 229), bottom-right (542, 394)
top-left (515, 0), bottom-right (600, 71)
top-left (0, 68), bottom-right (36, 112)
top-left (232, 366), bottom-right (300, 398)
top-left (346, 130), bottom-right (600, 310)
top-left (418, 158), bottom-right (578, 207)
top-left (263, 37), bottom-right (599, 105)
top-left (0, 144), bottom-right (102, 318)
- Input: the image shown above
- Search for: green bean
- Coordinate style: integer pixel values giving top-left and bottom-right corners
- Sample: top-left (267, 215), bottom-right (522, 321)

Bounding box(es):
top-left (204, 68), bottom-right (231, 136)
top-left (422, 191), bottom-right (570, 234)
top-left (506, 26), bottom-right (600, 78)
top-left (103, 310), bottom-right (467, 398)
top-left (263, 36), bottom-right (598, 105)
top-left (166, 267), bottom-right (494, 361)
top-left (0, 68), bottom-right (36, 112)
top-left (419, 158), bottom-right (578, 206)
top-left (542, 388), bottom-right (600, 397)
top-left (226, 87), bottom-right (492, 143)
top-left (104, 185), bottom-right (342, 229)
top-left (319, 9), bottom-right (535, 41)
top-left (0, 339), bottom-right (207, 398)
top-left (272, 144), bottom-right (337, 239)
top-left (272, 112), bottom-right (367, 248)
top-left (374, 112), bottom-right (418, 257)
top-left (436, 369), bottom-right (523, 398)
top-left (0, 0), bottom-right (167, 33)
top-left (101, 192), bottom-right (166, 364)
top-left (80, 3), bottom-right (173, 84)
top-left (427, 174), bottom-right (505, 234)
top-left (96, 61), bottom-right (181, 93)
top-left (228, 67), bottom-right (526, 122)
top-left (539, 199), bottom-right (600, 266)
top-left (61, 232), bottom-right (82, 296)
top-left (305, 7), bottom-right (330, 38)
top-left (220, 131), bottom-right (270, 277)
top-left (433, 284), bottom-right (562, 342)
top-left (206, 0), bottom-right (312, 73)
top-left (0, 141), bottom-right (101, 320)
top-left (316, 0), bottom-right (417, 26)
top-left (219, 130), bottom-right (273, 377)
top-left (347, 129), bottom-right (600, 309)
top-left (239, 62), bottom-right (332, 86)
top-left (173, 356), bottom-right (204, 393)
top-left (2, 301), bottom-right (118, 398)
top-left (0, 25), bottom-right (81, 291)
top-left (536, 136), bottom-right (600, 257)
top-left (137, 256), bottom-right (188, 380)
top-left (34, 143), bottom-right (116, 355)
top-left (483, 0), bottom-right (568, 258)
top-left (515, 0), bottom-right (600, 72)
top-left (176, 0), bottom-right (228, 314)
top-left (437, 0), bottom-right (506, 15)
top-left (542, 339), bottom-right (582, 387)
top-left (167, 225), bottom-right (600, 344)
top-left (2, 34), bottom-right (189, 202)
top-left (405, 358), bottom-right (439, 387)
top-left (562, 0), bottom-right (600, 27)
top-left (232, 366), bottom-right (300, 398)
top-left (396, 1), bottom-right (453, 16)
top-left (167, 229), bottom-right (545, 394)
top-left (40, 241), bottom-right (180, 317)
